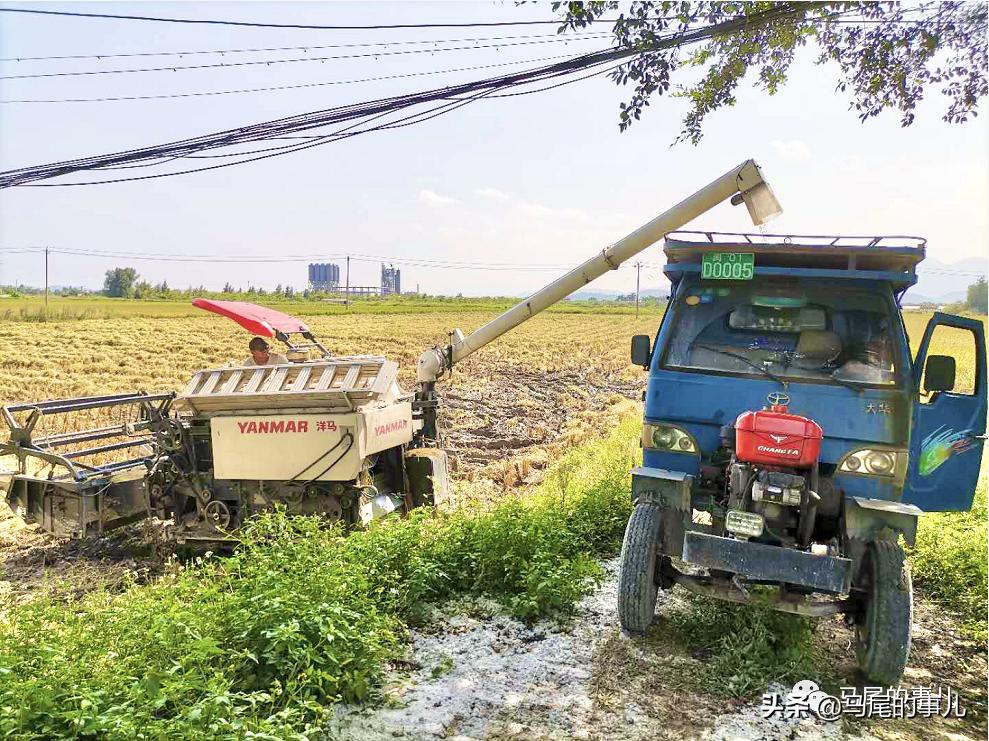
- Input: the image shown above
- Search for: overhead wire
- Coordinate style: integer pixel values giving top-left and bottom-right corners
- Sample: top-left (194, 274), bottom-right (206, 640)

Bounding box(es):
top-left (0, 36), bottom-right (619, 81)
top-left (1, 53), bottom-right (584, 104)
top-left (2, 245), bottom-right (983, 277)
top-left (0, 4), bottom-right (823, 188)
top-left (2, 51), bottom-right (626, 186)
top-left (0, 5), bottom-right (919, 30)
top-left (0, 245), bottom-right (664, 272)
top-left (0, 6), bottom-right (621, 30)
top-left (15, 77), bottom-right (530, 184)
top-left (0, 31), bottom-right (614, 62)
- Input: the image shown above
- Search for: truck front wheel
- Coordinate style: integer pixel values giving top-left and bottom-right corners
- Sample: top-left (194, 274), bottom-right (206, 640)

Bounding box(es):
top-left (855, 539), bottom-right (912, 685)
top-left (618, 501), bottom-right (662, 633)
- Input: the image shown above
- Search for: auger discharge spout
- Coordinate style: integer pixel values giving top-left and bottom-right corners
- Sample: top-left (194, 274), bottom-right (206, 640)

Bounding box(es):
top-left (416, 158), bottom-right (781, 386)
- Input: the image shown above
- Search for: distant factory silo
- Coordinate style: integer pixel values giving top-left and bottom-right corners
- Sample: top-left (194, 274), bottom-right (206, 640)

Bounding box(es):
top-left (308, 263), bottom-right (341, 291)
top-left (381, 264), bottom-right (401, 296)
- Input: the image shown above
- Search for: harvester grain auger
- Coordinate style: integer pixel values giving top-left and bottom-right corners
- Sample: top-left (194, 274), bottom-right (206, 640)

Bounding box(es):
top-left (1, 160), bottom-right (781, 545)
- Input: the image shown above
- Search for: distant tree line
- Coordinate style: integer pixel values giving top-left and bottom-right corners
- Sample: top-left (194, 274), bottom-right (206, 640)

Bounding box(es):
top-left (966, 276), bottom-right (987, 313)
top-left (0, 284), bottom-right (90, 297)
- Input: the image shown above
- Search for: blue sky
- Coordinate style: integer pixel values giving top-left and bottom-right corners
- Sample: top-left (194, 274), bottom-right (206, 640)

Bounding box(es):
top-left (0, 1), bottom-right (986, 297)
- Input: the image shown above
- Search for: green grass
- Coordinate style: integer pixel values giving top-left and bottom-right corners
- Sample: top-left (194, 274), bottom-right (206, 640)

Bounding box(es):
top-left (908, 458), bottom-right (988, 641)
top-left (0, 294), bottom-right (655, 322)
top-left (665, 594), bottom-right (820, 698)
top-left (0, 420), bottom-right (640, 739)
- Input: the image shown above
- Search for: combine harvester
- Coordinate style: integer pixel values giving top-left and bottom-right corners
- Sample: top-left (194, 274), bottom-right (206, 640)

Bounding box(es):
top-left (3, 158), bottom-right (984, 683)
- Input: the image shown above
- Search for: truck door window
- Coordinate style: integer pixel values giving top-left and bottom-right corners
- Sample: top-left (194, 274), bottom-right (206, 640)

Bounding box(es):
top-left (919, 324), bottom-right (978, 401)
top-left (662, 283), bottom-right (901, 387)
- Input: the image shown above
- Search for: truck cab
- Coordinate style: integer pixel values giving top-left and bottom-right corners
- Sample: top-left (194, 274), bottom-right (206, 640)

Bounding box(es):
top-left (622, 231), bottom-right (986, 685)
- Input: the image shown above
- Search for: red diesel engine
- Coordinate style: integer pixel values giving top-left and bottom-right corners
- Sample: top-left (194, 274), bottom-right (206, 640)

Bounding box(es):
top-left (735, 403), bottom-right (823, 468)
top-left (723, 395), bottom-right (826, 545)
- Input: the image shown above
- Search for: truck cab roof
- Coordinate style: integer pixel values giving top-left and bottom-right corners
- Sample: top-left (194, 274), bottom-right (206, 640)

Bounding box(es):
top-left (663, 231), bottom-right (926, 292)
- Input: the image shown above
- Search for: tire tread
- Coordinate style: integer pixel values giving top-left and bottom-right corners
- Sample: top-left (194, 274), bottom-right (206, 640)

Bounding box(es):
top-left (618, 501), bottom-right (662, 633)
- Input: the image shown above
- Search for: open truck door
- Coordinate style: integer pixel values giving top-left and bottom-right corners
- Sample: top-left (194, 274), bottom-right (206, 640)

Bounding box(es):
top-left (903, 312), bottom-right (987, 511)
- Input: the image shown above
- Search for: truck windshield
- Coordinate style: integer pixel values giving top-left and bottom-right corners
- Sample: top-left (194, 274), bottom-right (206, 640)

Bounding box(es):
top-left (661, 281), bottom-right (900, 386)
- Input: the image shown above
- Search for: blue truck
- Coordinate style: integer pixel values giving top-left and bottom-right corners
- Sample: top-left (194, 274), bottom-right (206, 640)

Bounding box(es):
top-left (622, 231), bottom-right (986, 684)
top-left (411, 161), bottom-right (984, 685)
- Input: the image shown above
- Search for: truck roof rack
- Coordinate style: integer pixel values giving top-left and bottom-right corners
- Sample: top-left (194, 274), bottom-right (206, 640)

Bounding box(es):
top-left (663, 231), bottom-right (925, 287)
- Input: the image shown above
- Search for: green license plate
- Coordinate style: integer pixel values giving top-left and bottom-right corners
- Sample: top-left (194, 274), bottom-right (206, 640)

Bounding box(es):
top-left (701, 252), bottom-right (754, 280)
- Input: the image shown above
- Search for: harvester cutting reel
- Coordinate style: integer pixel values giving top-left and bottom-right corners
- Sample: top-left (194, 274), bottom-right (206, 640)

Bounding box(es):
top-left (0, 391), bottom-right (177, 538)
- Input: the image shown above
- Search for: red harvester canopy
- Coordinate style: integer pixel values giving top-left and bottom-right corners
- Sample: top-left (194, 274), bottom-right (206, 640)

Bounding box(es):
top-left (192, 299), bottom-right (310, 338)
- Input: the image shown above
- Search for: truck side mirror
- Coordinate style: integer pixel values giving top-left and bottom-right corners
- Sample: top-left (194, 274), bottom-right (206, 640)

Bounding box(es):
top-left (631, 335), bottom-right (651, 369)
top-left (924, 355), bottom-right (956, 392)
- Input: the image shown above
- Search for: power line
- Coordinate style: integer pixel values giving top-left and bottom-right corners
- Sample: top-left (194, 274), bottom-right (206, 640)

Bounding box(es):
top-left (0, 10), bottom-right (921, 65)
top-left (1, 246), bottom-right (650, 272)
top-left (0, 50), bottom-right (624, 186)
top-left (0, 37), bottom-right (619, 81)
top-left (0, 6), bottom-right (620, 30)
top-left (1, 245), bottom-right (665, 270)
top-left (0, 54), bottom-right (583, 104)
top-left (0, 5), bottom-right (815, 188)
top-left (7, 245), bottom-right (982, 276)
top-left (0, 31), bottom-right (612, 63)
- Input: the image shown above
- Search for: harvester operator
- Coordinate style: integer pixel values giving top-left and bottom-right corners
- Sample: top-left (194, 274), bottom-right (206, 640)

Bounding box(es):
top-left (243, 337), bottom-right (288, 366)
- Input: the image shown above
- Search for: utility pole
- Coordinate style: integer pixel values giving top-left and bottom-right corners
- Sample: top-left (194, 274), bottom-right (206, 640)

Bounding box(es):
top-left (345, 255), bottom-right (350, 308)
top-left (44, 247), bottom-right (49, 310)
top-left (634, 261), bottom-right (642, 319)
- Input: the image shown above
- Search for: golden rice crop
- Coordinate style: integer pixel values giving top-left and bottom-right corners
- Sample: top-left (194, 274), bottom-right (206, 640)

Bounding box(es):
top-left (0, 307), bottom-right (980, 405)
top-left (0, 309), bottom-right (661, 404)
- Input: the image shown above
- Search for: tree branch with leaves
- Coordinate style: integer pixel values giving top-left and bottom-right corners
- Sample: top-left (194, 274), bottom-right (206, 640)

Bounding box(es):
top-left (555, 1), bottom-right (987, 142)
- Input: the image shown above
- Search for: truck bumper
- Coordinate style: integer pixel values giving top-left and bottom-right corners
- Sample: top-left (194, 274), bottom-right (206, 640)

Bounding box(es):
top-left (682, 531), bottom-right (853, 594)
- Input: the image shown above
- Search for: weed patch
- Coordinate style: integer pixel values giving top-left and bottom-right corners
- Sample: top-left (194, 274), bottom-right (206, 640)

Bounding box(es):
top-left (664, 592), bottom-right (822, 698)
top-left (909, 464), bottom-right (988, 641)
top-left (0, 420), bottom-right (639, 739)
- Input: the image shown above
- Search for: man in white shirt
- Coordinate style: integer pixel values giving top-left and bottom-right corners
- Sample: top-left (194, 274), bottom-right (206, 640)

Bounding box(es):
top-left (243, 337), bottom-right (289, 366)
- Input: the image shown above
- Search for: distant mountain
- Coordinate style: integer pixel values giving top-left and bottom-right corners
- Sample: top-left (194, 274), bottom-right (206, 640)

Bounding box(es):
top-left (901, 290), bottom-right (967, 306)
top-left (905, 256), bottom-right (985, 304)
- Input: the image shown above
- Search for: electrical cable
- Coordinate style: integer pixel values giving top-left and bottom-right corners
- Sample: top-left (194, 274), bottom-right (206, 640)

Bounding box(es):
top-left (0, 53), bottom-right (588, 105)
top-left (0, 31), bottom-right (613, 62)
top-left (289, 431), bottom-right (352, 482)
top-left (0, 5), bottom-right (817, 188)
top-left (24, 82), bottom-right (508, 185)
top-left (0, 37), bottom-right (619, 80)
top-left (0, 246), bottom-right (674, 273)
top-left (0, 7), bottom-right (621, 30)
top-left (305, 433), bottom-right (355, 484)
top-left (11, 57), bottom-right (620, 186)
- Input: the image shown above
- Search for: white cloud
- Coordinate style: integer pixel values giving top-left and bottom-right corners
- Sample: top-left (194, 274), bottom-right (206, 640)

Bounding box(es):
top-left (475, 187), bottom-right (512, 201)
top-left (475, 186), bottom-right (587, 221)
top-left (770, 139), bottom-right (813, 161)
top-left (519, 202), bottom-right (588, 221)
top-left (418, 189), bottom-right (460, 207)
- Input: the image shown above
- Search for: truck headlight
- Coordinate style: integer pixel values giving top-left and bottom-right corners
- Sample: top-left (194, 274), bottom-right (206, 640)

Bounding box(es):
top-left (726, 509), bottom-right (764, 538)
top-left (642, 423), bottom-right (698, 454)
top-left (839, 448), bottom-right (902, 478)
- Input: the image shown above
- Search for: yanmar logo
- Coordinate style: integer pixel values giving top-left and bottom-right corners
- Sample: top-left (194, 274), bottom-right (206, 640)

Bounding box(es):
top-left (374, 419), bottom-right (409, 436)
top-left (237, 419), bottom-right (313, 434)
top-left (757, 444), bottom-right (801, 458)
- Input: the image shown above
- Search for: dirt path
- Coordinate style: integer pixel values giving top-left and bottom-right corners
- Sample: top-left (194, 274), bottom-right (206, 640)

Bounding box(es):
top-left (328, 560), bottom-right (987, 741)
